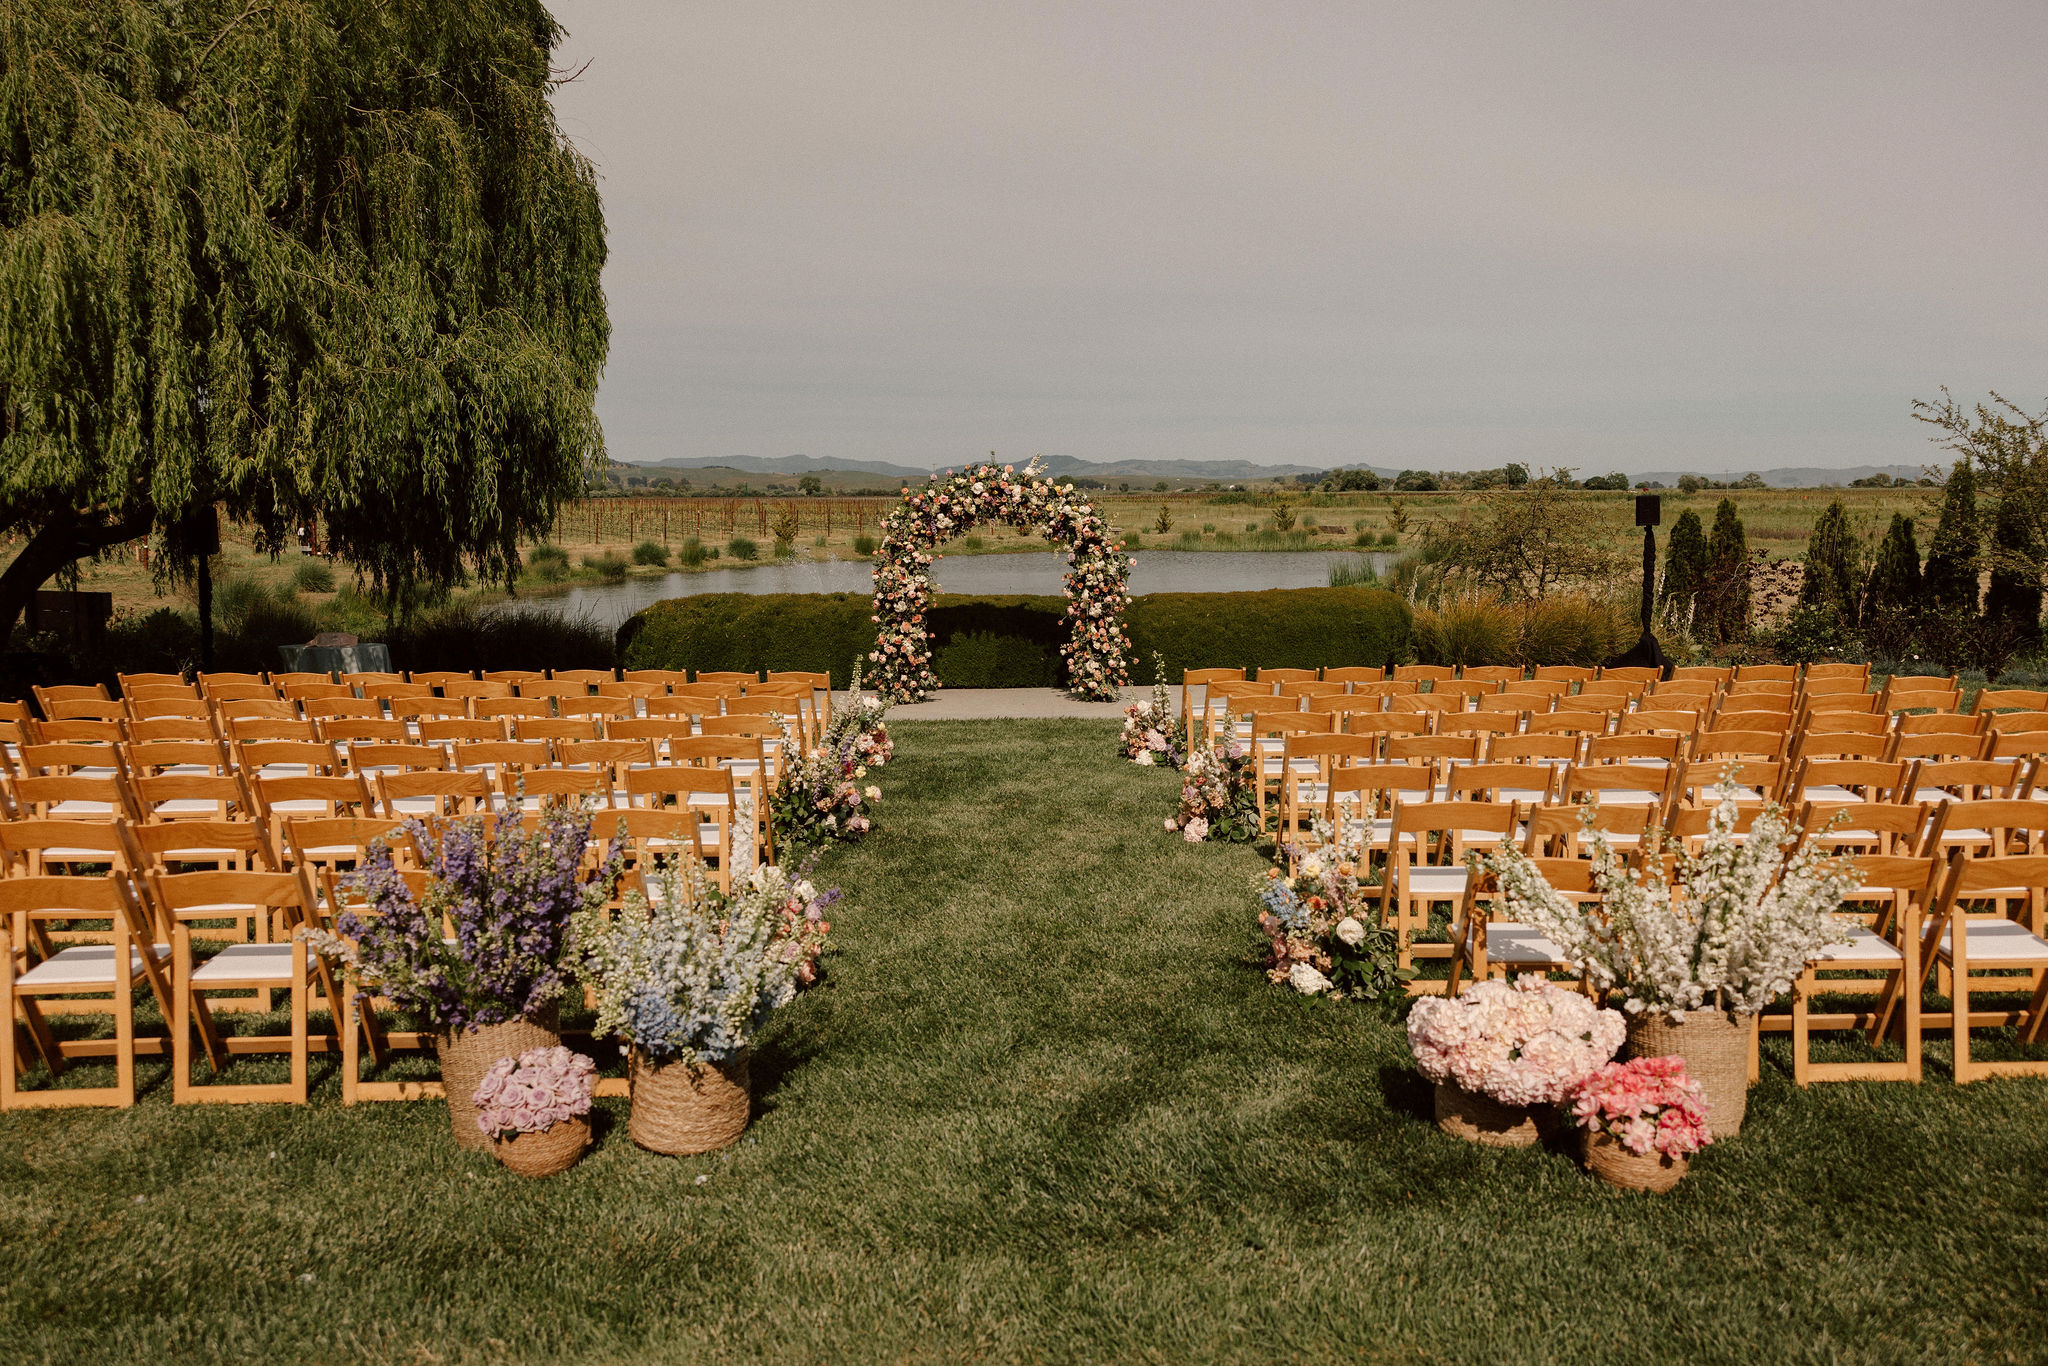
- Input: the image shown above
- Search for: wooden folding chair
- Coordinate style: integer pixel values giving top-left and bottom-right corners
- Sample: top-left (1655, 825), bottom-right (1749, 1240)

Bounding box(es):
top-left (1444, 860), bottom-right (1594, 998)
top-left (1276, 735), bottom-right (1378, 846)
top-left (1784, 759), bottom-right (1909, 809)
top-left (0, 873), bottom-right (170, 1109)
top-left (418, 718), bottom-right (509, 745)
top-left (1377, 800), bottom-right (1520, 979)
top-left (1918, 853), bottom-right (2048, 1082)
top-left (374, 770), bottom-right (492, 821)
top-left (621, 766), bottom-right (739, 888)
top-left (129, 771), bottom-right (252, 824)
top-left (159, 868), bottom-right (339, 1104)
top-left (1520, 801), bottom-right (1659, 858)
top-left (504, 766), bottom-right (616, 814)
top-left (1774, 855), bottom-right (1937, 1086)
top-left (1441, 762), bottom-right (1557, 808)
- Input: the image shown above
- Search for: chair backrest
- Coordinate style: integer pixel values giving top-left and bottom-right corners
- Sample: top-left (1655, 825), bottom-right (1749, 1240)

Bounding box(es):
top-left (225, 716), bottom-right (321, 743)
top-left (1520, 801), bottom-right (1657, 856)
top-left (1391, 665), bottom-right (1454, 683)
top-left (1694, 729), bottom-right (1785, 762)
top-left (623, 669), bottom-right (692, 689)
top-left (117, 672), bottom-right (187, 690)
top-left (1792, 731), bottom-right (1891, 763)
top-left (1386, 800), bottom-right (1519, 854)
top-left (124, 818), bottom-right (274, 872)
top-left (0, 817), bottom-right (132, 874)
top-left (1587, 733), bottom-right (1680, 765)
top-left (513, 717), bottom-right (602, 743)
top-left (1442, 762), bottom-right (1556, 803)
top-left (418, 718), bottom-right (508, 744)
top-left (472, 697), bottom-right (552, 720)
top-left (0, 872), bottom-right (150, 949)
top-left (1527, 710), bottom-right (1611, 737)
top-left (1386, 734), bottom-right (1480, 767)
top-left (1532, 666), bottom-right (1595, 684)
top-left (124, 717), bottom-right (214, 747)
top-left (1788, 759), bottom-right (1908, 804)
top-left (300, 696), bottom-right (386, 721)
top-left (1974, 688), bottom-right (2048, 714)
top-left (1599, 666), bottom-right (1661, 686)
top-left (559, 696), bottom-right (634, 719)
top-left (1561, 762), bottom-right (1674, 803)
top-left (1927, 800), bottom-right (2048, 851)
top-left (1799, 801), bottom-right (1928, 855)
top-left (406, 671), bottom-right (473, 689)
top-left (481, 670), bottom-right (546, 684)
top-left (507, 767), bottom-right (615, 808)
top-left (1487, 733), bottom-right (1578, 764)
top-left (622, 764), bottom-right (738, 808)
top-left (1937, 852), bottom-right (2048, 900)
top-left (253, 773), bottom-right (377, 819)
top-left (281, 816), bottom-right (411, 875)
top-left (279, 681), bottom-right (351, 702)
top-left (1989, 729), bottom-right (2048, 761)
top-left (1277, 681), bottom-right (1345, 700)
top-left (123, 739), bottom-right (230, 776)
top-left (1323, 763), bottom-right (1432, 814)
top-left (1280, 734), bottom-right (1380, 767)
top-left (606, 719), bottom-right (695, 747)
top-left (1795, 709), bottom-right (1888, 737)
top-left (1914, 759), bottom-right (2019, 801)
top-left (348, 743), bottom-right (450, 774)
top-left (19, 741), bottom-right (123, 776)
top-left (41, 697), bottom-right (127, 722)
top-left (1459, 666), bottom-right (1523, 685)
top-left (317, 719), bottom-right (411, 746)
top-left (1256, 668), bottom-right (1318, 685)
top-left (127, 694), bottom-right (211, 721)
top-left (149, 868), bottom-right (314, 935)
top-left (695, 671), bottom-right (761, 686)
top-left (557, 738), bottom-right (656, 771)
top-left (373, 769), bottom-right (492, 819)
top-left (552, 668), bottom-right (617, 687)
top-left (9, 772), bottom-right (135, 820)
top-left (1889, 730), bottom-right (1990, 764)
top-left (1321, 666), bottom-right (1383, 686)
top-left (450, 741), bottom-right (551, 775)
top-left (699, 716), bottom-right (781, 741)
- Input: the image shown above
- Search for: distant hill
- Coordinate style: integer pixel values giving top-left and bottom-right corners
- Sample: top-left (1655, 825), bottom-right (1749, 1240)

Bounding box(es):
top-left (623, 453), bottom-right (1331, 485)
top-left (1639, 464), bottom-right (1929, 488)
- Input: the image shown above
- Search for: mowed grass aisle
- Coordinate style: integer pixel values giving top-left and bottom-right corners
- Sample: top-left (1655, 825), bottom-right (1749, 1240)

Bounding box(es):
top-left (3, 720), bottom-right (2047, 1364)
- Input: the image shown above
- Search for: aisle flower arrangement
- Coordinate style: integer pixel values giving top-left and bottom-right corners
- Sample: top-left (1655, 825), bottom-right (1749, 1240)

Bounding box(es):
top-left (769, 715), bottom-right (883, 852)
top-left (868, 457), bottom-right (1134, 702)
top-left (1483, 783), bottom-right (1860, 1020)
top-left (1164, 740), bottom-right (1260, 843)
top-left (473, 1046), bottom-right (597, 1140)
top-left (573, 860), bottom-right (817, 1063)
top-left (1407, 975), bottom-right (1626, 1107)
top-left (1569, 1056), bottom-right (1713, 1159)
top-left (325, 809), bottom-right (619, 1029)
top-left (1120, 656), bottom-right (1181, 767)
top-left (1256, 830), bottom-right (1411, 1000)
top-left (830, 660), bottom-right (894, 768)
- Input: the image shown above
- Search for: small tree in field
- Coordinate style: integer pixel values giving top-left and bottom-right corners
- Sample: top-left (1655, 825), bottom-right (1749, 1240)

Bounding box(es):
top-left (1698, 499), bottom-right (1751, 643)
top-left (1797, 499), bottom-right (1860, 626)
top-left (1421, 470), bottom-right (1619, 601)
top-left (1662, 509), bottom-right (1709, 614)
top-left (1861, 514), bottom-right (1922, 657)
top-left (1983, 497), bottom-right (2043, 658)
top-left (1921, 458), bottom-right (1982, 615)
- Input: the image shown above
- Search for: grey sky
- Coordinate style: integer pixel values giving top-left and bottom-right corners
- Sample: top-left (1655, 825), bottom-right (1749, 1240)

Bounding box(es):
top-left (547, 2), bottom-right (2048, 474)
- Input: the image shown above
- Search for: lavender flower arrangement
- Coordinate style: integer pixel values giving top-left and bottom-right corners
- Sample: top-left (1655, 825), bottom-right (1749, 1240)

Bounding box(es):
top-left (338, 808), bottom-right (621, 1031)
top-left (472, 1046), bottom-right (596, 1137)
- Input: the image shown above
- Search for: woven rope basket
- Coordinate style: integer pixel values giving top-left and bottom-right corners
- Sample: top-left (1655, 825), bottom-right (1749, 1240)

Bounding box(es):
top-left (1625, 1007), bottom-right (1749, 1138)
top-left (437, 1010), bottom-right (563, 1151)
top-left (628, 1048), bottom-right (751, 1155)
top-left (1581, 1130), bottom-right (1688, 1193)
top-left (491, 1117), bottom-right (591, 1178)
top-left (1433, 1081), bottom-right (1543, 1147)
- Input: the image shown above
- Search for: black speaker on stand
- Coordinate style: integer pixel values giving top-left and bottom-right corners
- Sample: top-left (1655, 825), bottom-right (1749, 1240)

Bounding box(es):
top-left (1602, 493), bottom-right (1669, 676)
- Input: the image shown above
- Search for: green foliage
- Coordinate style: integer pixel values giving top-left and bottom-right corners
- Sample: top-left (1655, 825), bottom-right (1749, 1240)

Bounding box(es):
top-left (1412, 593), bottom-right (1516, 667)
top-left (770, 507), bottom-right (801, 544)
top-left (1702, 499), bottom-right (1751, 643)
top-left (934, 632), bottom-right (1056, 688)
top-left (1797, 499), bottom-right (1860, 625)
top-left (1270, 503), bottom-right (1297, 533)
top-left (1983, 496), bottom-right (2042, 656)
top-left (621, 588), bottom-right (1413, 687)
top-left (959, 535), bottom-right (985, 552)
top-left (678, 538), bottom-right (708, 568)
top-left (0, 0), bottom-right (608, 632)
top-left (581, 552), bottom-right (629, 583)
top-left (1773, 604), bottom-right (1859, 665)
top-left (1409, 592), bottom-right (1632, 668)
top-left (1154, 504), bottom-right (1174, 535)
top-left (291, 560), bottom-right (337, 594)
top-left (1327, 556), bottom-right (1380, 588)
top-left (1861, 514), bottom-right (1923, 656)
top-left (1922, 458), bottom-right (1981, 615)
top-left (1662, 509), bottom-right (1709, 610)
top-left (632, 540), bottom-right (671, 567)
top-left (727, 537), bottom-right (760, 562)
top-left (1394, 470), bottom-right (1438, 492)
top-left (526, 545), bottom-right (570, 583)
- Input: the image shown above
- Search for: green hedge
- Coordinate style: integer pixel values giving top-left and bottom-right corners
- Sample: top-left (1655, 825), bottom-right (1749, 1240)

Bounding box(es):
top-left (618, 588), bottom-right (1412, 688)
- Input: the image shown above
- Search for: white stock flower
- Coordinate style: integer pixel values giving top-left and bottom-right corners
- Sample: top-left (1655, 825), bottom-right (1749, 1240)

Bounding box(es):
top-left (1288, 963), bottom-right (1332, 995)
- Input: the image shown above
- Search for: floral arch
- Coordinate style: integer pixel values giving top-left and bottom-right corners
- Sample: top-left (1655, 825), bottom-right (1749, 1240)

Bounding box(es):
top-left (868, 459), bottom-right (1135, 703)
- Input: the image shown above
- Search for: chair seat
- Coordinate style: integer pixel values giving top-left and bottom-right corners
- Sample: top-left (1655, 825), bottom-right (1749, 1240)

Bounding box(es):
top-left (191, 943), bottom-right (299, 984)
top-left (1940, 918), bottom-right (2048, 963)
top-left (1799, 785), bottom-right (1866, 804)
top-left (50, 800), bottom-right (116, 818)
top-left (151, 798), bottom-right (230, 818)
top-left (1406, 867), bottom-right (1470, 896)
top-left (1809, 924), bottom-right (1902, 965)
top-left (18, 942), bottom-right (170, 987)
top-left (1483, 923), bottom-right (1573, 965)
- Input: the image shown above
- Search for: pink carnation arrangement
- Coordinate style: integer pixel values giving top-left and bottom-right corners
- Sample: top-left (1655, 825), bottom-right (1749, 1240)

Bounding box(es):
top-left (472, 1046), bottom-right (597, 1137)
top-left (1568, 1055), bottom-right (1713, 1158)
top-left (1406, 975), bottom-right (1625, 1107)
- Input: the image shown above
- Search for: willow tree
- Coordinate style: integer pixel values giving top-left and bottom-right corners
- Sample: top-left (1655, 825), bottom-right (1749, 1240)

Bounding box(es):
top-left (0, 0), bottom-right (608, 642)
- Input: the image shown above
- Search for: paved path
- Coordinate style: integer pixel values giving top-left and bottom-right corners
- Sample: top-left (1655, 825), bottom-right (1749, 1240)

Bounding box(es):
top-left (872, 686), bottom-right (1144, 720)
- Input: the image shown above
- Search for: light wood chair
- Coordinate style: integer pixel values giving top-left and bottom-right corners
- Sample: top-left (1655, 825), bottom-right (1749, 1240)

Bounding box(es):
top-left (374, 770), bottom-right (492, 821)
top-left (1918, 853), bottom-right (2048, 1082)
top-left (1444, 860), bottom-right (1594, 998)
top-left (1377, 800), bottom-right (1519, 978)
top-left (1773, 855), bottom-right (1939, 1085)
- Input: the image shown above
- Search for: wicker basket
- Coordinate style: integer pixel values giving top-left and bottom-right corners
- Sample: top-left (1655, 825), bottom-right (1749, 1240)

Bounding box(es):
top-left (1625, 1007), bottom-right (1750, 1138)
top-left (1433, 1081), bottom-right (1543, 1147)
top-left (1581, 1130), bottom-right (1688, 1192)
top-left (628, 1048), bottom-right (751, 1155)
top-left (491, 1117), bottom-right (591, 1178)
top-left (436, 1010), bottom-right (563, 1151)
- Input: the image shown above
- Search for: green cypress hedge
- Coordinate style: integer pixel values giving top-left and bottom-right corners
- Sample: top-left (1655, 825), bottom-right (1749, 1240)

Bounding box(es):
top-left (617, 588), bottom-right (1411, 688)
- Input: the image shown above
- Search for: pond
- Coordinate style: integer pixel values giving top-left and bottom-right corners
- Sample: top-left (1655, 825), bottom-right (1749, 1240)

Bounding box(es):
top-left (496, 549), bottom-right (1394, 630)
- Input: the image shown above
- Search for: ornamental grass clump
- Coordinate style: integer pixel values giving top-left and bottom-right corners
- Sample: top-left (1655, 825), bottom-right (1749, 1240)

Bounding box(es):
top-left (332, 809), bottom-right (620, 1030)
top-left (1484, 782), bottom-right (1860, 1020)
top-left (573, 860), bottom-right (830, 1064)
top-left (1407, 975), bottom-right (1626, 1107)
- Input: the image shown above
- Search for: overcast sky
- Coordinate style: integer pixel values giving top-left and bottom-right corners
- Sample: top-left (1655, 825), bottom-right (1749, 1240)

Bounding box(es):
top-left (547, 2), bottom-right (2048, 475)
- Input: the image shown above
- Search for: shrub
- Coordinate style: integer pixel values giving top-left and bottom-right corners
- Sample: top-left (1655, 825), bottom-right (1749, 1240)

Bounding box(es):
top-left (960, 535), bottom-right (985, 552)
top-left (581, 551), bottom-right (629, 583)
top-left (1412, 592), bottom-right (1516, 667)
top-left (852, 535), bottom-right (877, 557)
top-left (632, 540), bottom-right (670, 567)
top-left (292, 560), bottom-right (337, 593)
top-left (1378, 531), bottom-right (1398, 547)
top-left (934, 631), bottom-right (1056, 687)
top-left (1515, 595), bottom-right (1633, 666)
top-left (526, 544), bottom-right (570, 582)
top-left (773, 538), bottom-right (796, 559)
top-left (1327, 556), bottom-right (1379, 588)
top-left (678, 538), bottom-right (707, 568)
top-left (620, 587), bottom-right (1413, 688)
top-left (727, 537), bottom-right (759, 561)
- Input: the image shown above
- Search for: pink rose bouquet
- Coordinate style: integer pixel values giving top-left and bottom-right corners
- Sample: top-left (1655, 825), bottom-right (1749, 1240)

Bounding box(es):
top-left (1568, 1055), bottom-right (1713, 1158)
top-left (1406, 975), bottom-right (1625, 1107)
top-left (472, 1046), bottom-right (596, 1138)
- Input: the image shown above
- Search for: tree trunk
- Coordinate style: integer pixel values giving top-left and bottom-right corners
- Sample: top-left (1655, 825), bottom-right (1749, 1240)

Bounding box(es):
top-left (0, 509), bottom-right (152, 648)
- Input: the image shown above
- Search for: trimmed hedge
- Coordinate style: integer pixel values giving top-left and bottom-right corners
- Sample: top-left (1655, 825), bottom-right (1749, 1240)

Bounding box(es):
top-left (618, 588), bottom-right (1412, 688)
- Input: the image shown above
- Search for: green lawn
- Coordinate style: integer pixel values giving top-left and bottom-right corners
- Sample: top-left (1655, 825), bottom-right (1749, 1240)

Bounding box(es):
top-left (3, 720), bottom-right (2046, 1363)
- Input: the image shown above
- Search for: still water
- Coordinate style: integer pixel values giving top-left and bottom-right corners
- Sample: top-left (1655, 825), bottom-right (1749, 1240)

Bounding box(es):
top-left (498, 550), bottom-right (1393, 630)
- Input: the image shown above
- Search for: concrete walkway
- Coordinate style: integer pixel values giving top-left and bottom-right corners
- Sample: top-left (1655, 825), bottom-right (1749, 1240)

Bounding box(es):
top-left (872, 686), bottom-right (1144, 720)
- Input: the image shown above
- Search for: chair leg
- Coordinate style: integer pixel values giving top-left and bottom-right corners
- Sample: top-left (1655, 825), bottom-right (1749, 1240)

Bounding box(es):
top-left (1790, 971), bottom-right (1812, 1087)
top-left (290, 940), bottom-right (309, 1104)
top-left (114, 945), bottom-right (136, 1108)
top-left (1950, 931), bottom-right (1974, 1083)
top-left (172, 927), bottom-right (192, 1105)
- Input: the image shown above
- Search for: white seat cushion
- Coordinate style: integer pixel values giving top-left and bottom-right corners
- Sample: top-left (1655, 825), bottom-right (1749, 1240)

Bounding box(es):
top-left (191, 943), bottom-right (299, 984)
top-left (1940, 918), bottom-right (2048, 963)
top-left (1809, 924), bottom-right (1902, 965)
top-left (1407, 867), bottom-right (1470, 897)
top-left (1484, 923), bottom-right (1573, 965)
top-left (18, 942), bottom-right (169, 987)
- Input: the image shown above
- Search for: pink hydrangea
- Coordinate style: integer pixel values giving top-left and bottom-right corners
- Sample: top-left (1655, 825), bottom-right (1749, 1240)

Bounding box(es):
top-left (1407, 975), bottom-right (1625, 1107)
top-left (1569, 1055), bottom-right (1713, 1157)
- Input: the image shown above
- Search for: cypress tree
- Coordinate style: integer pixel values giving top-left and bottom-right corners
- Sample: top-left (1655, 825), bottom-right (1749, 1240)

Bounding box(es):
top-left (1983, 496), bottom-right (2044, 653)
top-left (1702, 498), bottom-right (1750, 642)
top-left (1921, 458), bottom-right (1981, 615)
top-left (1662, 508), bottom-right (1708, 611)
top-left (1861, 513), bottom-right (1923, 644)
top-left (1796, 498), bottom-right (1860, 624)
